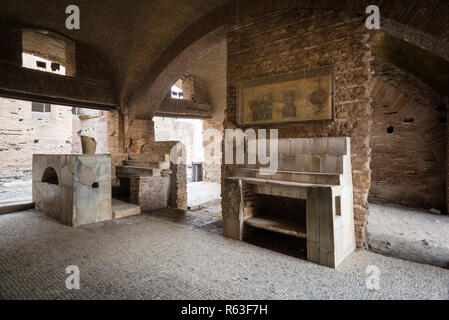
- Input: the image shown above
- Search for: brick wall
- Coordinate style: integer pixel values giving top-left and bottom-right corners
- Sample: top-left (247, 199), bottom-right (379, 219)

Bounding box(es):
top-left (127, 119), bottom-right (155, 153)
top-left (138, 141), bottom-right (187, 210)
top-left (181, 75), bottom-right (210, 104)
top-left (130, 175), bottom-right (170, 211)
top-left (107, 110), bottom-right (121, 154)
top-left (370, 60), bottom-right (446, 211)
top-left (71, 109), bottom-right (110, 154)
top-left (0, 97), bottom-right (119, 183)
top-left (0, 97), bottom-right (72, 182)
top-left (226, 9), bottom-right (373, 247)
top-left (203, 116), bottom-right (223, 183)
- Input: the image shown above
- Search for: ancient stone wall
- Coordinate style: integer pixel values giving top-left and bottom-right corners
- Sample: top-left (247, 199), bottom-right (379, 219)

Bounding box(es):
top-left (0, 97), bottom-right (72, 182)
top-left (127, 119), bottom-right (155, 153)
top-left (203, 116), bottom-right (223, 183)
top-left (226, 9), bottom-right (373, 247)
top-left (370, 60), bottom-right (446, 211)
top-left (0, 97), bottom-right (118, 183)
top-left (71, 110), bottom-right (109, 154)
top-left (106, 110), bottom-right (121, 154)
top-left (130, 175), bottom-right (170, 211)
top-left (138, 141), bottom-right (187, 210)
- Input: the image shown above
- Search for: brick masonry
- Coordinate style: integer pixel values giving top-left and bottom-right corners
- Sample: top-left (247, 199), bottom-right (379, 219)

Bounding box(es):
top-left (225, 9), bottom-right (373, 247)
top-left (0, 98), bottom-right (72, 182)
top-left (370, 60), bottom-right (446, 211)
top-left (203, 116), bottom-right (223, 184)
top-left (130, 175), bottom-right (170, 211)
top-left (0, 97), bottom-right (117, 183)
top-left (139, 141), bottom-right (187, 210)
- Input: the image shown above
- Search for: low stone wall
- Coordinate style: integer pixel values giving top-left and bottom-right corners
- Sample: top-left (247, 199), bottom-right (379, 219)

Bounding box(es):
top-left (130, 175), bottom-right (170, 211)
top-left (113, 141), bottom-right (187, 210)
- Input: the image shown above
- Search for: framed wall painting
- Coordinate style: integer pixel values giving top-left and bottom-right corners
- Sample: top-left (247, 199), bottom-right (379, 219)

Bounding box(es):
top-left (236, 65), bottom-right (335, 126)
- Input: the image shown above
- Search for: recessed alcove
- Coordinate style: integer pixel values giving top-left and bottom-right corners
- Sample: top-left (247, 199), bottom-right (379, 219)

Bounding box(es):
top-left (41, 167), bottom-right (58, 185)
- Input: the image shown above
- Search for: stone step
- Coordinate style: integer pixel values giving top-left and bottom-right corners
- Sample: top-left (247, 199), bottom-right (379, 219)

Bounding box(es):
top-left (234, 167), bottom-right (345, 185)
top-left (116, 166), bottom-right (160, 177)
top-left (0, 199), bottom-right (35, 215)
top-left (123, 160), bottom-right (170, 169)
top-left (128, 154), bottom-right (170, 162)
top-left (112, 198), bottom-right (141, 218)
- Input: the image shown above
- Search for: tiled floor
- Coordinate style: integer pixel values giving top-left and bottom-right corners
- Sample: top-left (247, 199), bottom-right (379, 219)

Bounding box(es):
top-left (0, 208), bottom-right (448, 300)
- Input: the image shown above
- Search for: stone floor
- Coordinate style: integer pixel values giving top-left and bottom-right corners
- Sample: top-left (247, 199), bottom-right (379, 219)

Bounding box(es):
top-left (187, 181), bottom-right (221, 208)
top-left (1, 208), bottom-right (448, 300)
top-left (367, 203), bottom-right (449, 268)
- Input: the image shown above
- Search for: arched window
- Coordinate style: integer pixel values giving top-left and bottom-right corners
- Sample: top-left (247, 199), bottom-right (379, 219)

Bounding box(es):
top-left (42, 167), bottom-right (59, 185)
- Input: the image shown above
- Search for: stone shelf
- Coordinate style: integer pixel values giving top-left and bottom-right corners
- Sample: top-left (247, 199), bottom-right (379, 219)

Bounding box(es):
top-left (245, 215), bottom-right (307, 239)
top-left (116, 165), bottom-right (160, 177)
top-left (227, 176), bottom-right (335, 188)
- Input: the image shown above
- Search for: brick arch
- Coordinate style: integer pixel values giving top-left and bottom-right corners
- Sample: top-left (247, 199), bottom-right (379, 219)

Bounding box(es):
top-left (370, 60), bottom-right (446, 210)
top-left (129, 0), bottom-right (449, 120)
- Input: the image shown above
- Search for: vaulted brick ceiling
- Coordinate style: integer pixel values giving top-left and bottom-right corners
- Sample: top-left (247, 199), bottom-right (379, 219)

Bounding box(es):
top-left (0, 0), bottom-right (225, 104)
top-left (0, 0), bottom-right (448, 110)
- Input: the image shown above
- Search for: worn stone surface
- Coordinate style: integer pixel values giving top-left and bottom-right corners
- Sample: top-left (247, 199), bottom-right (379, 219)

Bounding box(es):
top-left (130, 175), bottom-right (170, 211)
top-left (0, 98), bottom-right (116, 183)
top-left (1, 208), bottom-right (449, 299)
top-left (112, 198), bottom-right (141, 219)
top-left (367, 203), bottom-right (449, 268)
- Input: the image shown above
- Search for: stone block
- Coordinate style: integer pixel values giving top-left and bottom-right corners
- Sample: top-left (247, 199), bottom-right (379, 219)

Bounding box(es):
top-left (32, 154), bottom-right (112, 227)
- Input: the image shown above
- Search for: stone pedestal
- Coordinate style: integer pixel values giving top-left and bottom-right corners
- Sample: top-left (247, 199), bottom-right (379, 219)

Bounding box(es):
top-left (32, 154), bottom-right (112, 227)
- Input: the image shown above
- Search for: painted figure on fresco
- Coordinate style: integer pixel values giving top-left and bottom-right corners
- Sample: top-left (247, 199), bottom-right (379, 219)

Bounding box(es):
top-left (309, 88), bottom-right (328, 115)
top-left (250, 94), bottom-right (273, 121)
top-left (282, 90), bottom-right (296, 118)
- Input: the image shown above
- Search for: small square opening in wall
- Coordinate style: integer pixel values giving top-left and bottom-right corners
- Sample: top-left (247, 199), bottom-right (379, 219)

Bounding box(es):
top-left (32, 102), bottom-right (51, 113)
top-left (51, 62), bottom-right (60, 72)
top-left (36, 60), bottom-right (46, 69)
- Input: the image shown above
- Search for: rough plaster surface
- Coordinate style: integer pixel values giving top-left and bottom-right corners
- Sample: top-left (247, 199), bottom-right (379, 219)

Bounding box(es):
top-left (187, 181), bottom-right (221, 208)
top-left (367, 203), bottom-right (449, 268)
top-left (0, 208), bottom-right (448, 299)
